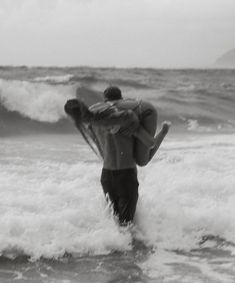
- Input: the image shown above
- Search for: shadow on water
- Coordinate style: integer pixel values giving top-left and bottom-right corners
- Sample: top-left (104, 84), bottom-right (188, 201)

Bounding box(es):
top-left (0, 241), bottom-right (154, 283)
top-left (1, 236), bottom-right (235, 282)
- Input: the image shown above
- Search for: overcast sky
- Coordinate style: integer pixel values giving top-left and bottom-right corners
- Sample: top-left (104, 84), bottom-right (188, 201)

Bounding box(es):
top-left (0, 0), bottom-right (235, 68)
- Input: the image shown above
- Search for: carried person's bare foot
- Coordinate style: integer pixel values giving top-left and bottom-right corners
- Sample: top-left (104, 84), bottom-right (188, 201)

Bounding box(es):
top-left (149, 121), bottom-right (171, 150)
top-left (161, 121), bottom-right (171, 136)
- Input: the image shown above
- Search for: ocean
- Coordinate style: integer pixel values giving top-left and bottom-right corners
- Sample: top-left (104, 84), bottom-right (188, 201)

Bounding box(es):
top-left (0, 67), bottom-right (235, 282)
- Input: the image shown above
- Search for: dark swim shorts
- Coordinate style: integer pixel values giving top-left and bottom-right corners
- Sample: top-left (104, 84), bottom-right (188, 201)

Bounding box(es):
top-left (101, 168), bottom-right (139, 225)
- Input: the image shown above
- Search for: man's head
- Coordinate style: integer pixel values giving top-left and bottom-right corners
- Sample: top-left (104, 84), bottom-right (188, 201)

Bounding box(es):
top-left (103, 86), bottom-right (122, 101)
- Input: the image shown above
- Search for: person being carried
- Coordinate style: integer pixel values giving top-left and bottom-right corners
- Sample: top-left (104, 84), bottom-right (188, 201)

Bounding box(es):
top-left (64, 87), bottom-right (170, 225)
top-left (90, 86), bottom-right (171, 166)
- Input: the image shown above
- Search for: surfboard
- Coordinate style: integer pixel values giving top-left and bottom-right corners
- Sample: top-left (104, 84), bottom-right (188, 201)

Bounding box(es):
top-left (76, 87), bottom-right (103, 107)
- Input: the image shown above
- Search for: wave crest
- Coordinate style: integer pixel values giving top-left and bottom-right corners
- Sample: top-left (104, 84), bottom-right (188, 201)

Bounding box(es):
top-left (0, 79), bottom-right (75, 122)
top-left (33, 74), bottom-right (74, 84)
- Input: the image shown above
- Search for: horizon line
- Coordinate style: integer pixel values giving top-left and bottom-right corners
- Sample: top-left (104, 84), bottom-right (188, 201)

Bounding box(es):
top-left (0, 64), bottom-right (235, 70)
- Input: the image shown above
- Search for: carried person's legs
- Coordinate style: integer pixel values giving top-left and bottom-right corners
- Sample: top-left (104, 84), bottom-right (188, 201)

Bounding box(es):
top-left (134, 101), bottom-right (170, 166)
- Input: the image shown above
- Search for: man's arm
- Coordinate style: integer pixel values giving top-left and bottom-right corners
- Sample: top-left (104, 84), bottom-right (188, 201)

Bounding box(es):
top-left (88, 102), bottom-right (157, 148)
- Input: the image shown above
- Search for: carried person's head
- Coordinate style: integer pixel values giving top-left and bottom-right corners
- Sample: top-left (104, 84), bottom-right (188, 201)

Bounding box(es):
top-left (103, 86), bottom-right (122, 101)
top-left (64, 99), bottom-right (90, 124)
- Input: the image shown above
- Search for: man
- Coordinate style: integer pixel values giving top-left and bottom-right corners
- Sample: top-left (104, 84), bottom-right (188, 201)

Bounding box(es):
top-left (65, 87), bottom-right (170, 226)
top-left (98, 86), bottom-right (170, 225)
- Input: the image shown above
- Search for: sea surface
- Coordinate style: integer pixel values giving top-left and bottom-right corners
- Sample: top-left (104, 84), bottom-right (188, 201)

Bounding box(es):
top-left (0, 67), bottom-right (235, 282)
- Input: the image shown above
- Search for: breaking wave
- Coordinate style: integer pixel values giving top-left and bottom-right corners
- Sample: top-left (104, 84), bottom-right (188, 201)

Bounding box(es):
top-left (0, 68), bottom-right (235, 136)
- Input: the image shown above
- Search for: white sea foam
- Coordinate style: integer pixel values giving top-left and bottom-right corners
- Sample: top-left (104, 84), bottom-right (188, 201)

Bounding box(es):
top-left (187, 119), bottom-right (213, 132)
top-left (0, 134), bottom-right (235, 263)
top-left (138, 134), bottom-right (235, 247)
top-left (0, 79), bottom-right (75, 122)
top-left (135, 134), bottom-right (235, 281)
top-left (140, 249), bottom-right (235, 282)
top-left (0, 135), bottom-right (132, 259)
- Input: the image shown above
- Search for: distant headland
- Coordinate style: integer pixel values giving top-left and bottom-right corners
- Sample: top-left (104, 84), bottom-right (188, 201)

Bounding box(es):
top-left (215, 48), bottom-right (235, 68)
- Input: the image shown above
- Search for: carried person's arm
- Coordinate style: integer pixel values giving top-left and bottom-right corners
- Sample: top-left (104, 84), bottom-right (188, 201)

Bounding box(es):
top-left (89, 102), bottom-right (155, 148)
top-left (64, 99), bottom-right (155, 148)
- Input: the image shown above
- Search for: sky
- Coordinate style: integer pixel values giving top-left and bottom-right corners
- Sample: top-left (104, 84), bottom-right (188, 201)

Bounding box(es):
top-left (0, 0), bottom-right (235, 68)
